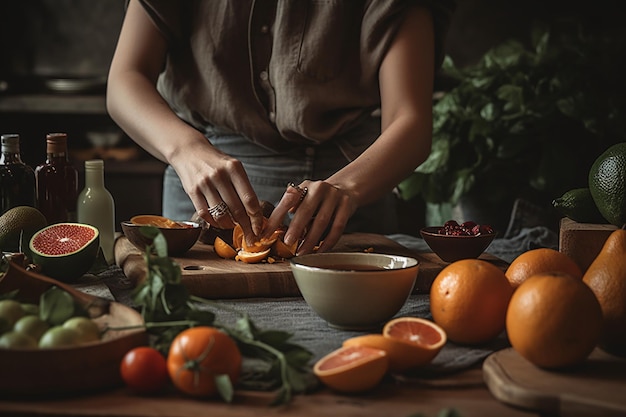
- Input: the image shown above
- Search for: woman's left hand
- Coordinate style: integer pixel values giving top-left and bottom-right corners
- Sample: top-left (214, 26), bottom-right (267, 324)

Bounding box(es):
top-left (265, 180), bottom-right (359, 255)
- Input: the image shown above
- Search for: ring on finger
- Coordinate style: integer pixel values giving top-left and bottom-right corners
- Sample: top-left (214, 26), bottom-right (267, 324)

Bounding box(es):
top-left (208, 201), bottom-right (230, 219)
top-left (288, 182), bottom-right (308, 202)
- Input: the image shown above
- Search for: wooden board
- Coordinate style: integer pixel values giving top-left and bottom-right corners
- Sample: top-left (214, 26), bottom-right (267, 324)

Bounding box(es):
top-left (558, 217), bottom-right (617, 272)
top-left (115, 233), bottom-right (508, 299)
top-left (483, 347), bottom-right (626, 417)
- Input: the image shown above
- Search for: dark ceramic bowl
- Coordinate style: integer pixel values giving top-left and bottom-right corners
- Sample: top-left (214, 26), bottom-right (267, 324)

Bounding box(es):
top-left (121, 221), bottom-right (201, 256)
top-left (420, 226), bottom-right (497, 263)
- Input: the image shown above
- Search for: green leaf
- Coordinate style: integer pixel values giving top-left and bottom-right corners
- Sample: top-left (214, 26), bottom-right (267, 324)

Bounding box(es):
top-left (214, 374), bottom-right (235, 403)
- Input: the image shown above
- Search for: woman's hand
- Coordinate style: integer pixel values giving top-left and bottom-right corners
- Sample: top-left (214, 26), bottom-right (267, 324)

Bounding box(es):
top-left (169, 142), bottom-right (265, 246)
top-left (265, 180), bottom-right (359, 255)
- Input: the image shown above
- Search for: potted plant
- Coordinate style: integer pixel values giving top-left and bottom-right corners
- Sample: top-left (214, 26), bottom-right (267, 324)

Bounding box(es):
top-left (398, 20), bottom-right (626, 231)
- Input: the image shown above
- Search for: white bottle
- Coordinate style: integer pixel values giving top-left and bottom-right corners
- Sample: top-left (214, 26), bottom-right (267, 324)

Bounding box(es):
top-left (77, 159), bottom-right (116, 264)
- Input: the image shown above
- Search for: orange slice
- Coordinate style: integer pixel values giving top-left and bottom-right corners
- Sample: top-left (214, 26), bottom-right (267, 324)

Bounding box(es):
top-left (235, 248), bottom-right (271, 264)
top-left (131, 215), bottom-right (180, 228)
top-left (313, 345), bottom-right (388, 393)
top-left (272, 238), bottom-right (297, 259)
top-left (232, 223), bottom-right (244, 250)
top-left (213, 236), bottom-right (237, 259)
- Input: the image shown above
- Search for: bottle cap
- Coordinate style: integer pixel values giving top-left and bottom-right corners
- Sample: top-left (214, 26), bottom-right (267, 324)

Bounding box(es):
top-left (84, 159), bottom-right (104, 171)
top-left (46, 133), bottom-right (68, 154)
top-left (0, 134), bottom-right (20, 152)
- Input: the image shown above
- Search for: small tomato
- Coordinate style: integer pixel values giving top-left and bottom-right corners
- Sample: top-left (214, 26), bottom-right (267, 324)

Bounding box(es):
top-left (120, 346), bottom-right (169, 394)
top-left (167, 326), bottom-right (242, 400)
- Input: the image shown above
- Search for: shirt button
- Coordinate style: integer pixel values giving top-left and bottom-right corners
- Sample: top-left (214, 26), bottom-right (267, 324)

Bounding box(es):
top-left (306, 147), bottom-right (315, 156)
top-left (269, 111), bottom-right (276, 122)
top-left (260, 25), bottom-right (269, 34)
top-left (259, 71), bottom-right (269, 81)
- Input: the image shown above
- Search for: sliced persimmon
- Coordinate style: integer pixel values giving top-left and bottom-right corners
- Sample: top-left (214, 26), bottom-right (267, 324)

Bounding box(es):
top-left (313, 345), bottom-right (388, 393)
top-left (213, 236), bottom-right (237, 259)
top-left (235, 248), bottom-right (271, 264)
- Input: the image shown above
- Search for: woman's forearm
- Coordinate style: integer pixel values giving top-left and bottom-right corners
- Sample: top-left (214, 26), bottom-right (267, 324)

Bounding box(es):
top-left (106, 70), bottom-right (207, 165)
top-left (328, 5), bottom-right (435, 207)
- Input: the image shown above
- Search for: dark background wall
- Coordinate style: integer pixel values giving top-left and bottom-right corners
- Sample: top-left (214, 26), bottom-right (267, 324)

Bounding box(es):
top-left (0, 0), bottom-right (125, 81)
top-left (3, 0), bottom-right (623, 83)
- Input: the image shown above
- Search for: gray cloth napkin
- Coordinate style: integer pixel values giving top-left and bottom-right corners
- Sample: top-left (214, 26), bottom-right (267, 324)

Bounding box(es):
top-left (97, 225), bottom-right (558, 379)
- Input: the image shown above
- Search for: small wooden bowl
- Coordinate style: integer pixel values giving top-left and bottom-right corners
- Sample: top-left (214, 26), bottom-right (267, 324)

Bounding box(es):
top-left (0, 261), bottom-right (148, 397)
top-left (420, 226), bottom-right (497, 263)
top-left (121, 220), bottom-right (201, 256)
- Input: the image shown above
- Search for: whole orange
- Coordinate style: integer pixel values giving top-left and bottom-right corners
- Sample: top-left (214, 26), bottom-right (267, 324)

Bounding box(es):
top-left (167, 326), bottom-right (242, 399)
top-left (429, 259), bottom-right (513, 345)
top-left (505, 248), bottom-right (582, 289)
top-left (506, 272), bottom-right (603, 369)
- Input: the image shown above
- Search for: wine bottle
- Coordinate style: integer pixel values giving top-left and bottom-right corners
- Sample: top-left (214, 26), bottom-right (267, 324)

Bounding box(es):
top-left (35, 133), bottom-right (79, 224)
top-left (0, 134), bottom-right (36, 215)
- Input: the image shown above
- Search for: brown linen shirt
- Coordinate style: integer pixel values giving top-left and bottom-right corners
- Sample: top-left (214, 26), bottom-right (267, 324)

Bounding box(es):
top-left (139, 0), bottom-right (455, 152)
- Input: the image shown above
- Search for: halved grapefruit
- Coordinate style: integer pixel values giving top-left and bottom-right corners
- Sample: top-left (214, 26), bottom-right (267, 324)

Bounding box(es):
top-left (380, 317), bottom-right (447, 369)
top-left (313, 345), bottom-right (388, 393)
top-left (29, 223), bottom-right (100, 282)
top-left (343, 317), bottom-right (446, 372)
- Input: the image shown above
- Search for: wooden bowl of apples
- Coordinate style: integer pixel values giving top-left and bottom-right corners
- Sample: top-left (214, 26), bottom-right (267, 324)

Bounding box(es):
top-left (0, 258), bottom-right (148, 397)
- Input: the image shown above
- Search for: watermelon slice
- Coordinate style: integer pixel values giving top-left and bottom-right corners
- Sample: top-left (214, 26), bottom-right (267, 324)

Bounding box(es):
top-left (29, 223), bottom-right (100, 282)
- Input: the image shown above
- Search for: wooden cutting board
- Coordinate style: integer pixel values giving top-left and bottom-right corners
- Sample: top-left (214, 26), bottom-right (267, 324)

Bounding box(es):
top-left (115, 233), bottom-right (508, 299)
top-left (483, 347), bottom-right (626, 416)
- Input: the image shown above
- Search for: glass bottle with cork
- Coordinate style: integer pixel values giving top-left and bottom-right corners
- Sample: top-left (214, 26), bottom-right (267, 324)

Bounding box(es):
top-left (35, 133), bottom-right (79, 224)
top-left (0, 133), bottom-right (36, 215)
top-left (77, 159), bottom-right (116, 264)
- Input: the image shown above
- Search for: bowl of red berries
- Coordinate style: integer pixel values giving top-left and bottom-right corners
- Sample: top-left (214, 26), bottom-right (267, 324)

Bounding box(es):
top-left (420, 220), bottom-right (496, 263)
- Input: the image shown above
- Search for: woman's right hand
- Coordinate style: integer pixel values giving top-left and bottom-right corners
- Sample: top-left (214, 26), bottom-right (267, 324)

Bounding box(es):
top-left (169, 141), bottom-right (266, 246)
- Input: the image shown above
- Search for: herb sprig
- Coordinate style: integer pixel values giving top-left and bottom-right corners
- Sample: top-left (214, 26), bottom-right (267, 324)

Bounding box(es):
top-left (130, 226), bottom-right (317, 404)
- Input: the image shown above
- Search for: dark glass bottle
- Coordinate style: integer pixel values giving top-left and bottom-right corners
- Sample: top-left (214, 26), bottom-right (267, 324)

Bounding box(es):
top-left (35, 133), bottom-right (79, 224)
top-left (0, 134), bottom-right (36, 215)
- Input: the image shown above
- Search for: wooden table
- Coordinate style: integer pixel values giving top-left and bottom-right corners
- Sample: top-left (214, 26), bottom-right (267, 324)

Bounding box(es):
top-left (3, 229), bottom-right (625, 417)
top-left (0, 368), bottom-right (537, 417)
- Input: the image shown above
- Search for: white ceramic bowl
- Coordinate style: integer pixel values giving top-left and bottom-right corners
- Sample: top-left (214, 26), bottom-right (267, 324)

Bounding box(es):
top-left (290, 252), bottom-right (419, 330)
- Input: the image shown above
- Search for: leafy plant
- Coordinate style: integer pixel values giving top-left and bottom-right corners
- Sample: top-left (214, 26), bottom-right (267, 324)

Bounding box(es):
top-left (121, 226), bottom-right (317, 404)
top-left (398, 19), bottom-right (626, 214)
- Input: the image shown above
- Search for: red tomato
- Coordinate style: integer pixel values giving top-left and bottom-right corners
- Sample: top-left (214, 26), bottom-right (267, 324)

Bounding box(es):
top-left (120, 346), bottom-right (170, 394)
top-left (167, 326), bottom-right (242, 397)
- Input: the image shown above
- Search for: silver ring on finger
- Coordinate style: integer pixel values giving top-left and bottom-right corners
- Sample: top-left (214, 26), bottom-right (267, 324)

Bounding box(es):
top-left (288, 182), bottom-right (308, 202)
top-left (208, 201), bottom-right (230, 219)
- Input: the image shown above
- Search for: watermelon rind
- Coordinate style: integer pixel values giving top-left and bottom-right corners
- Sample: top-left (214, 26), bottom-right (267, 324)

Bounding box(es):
top-left (29, 223), bottom-right (100, 282)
